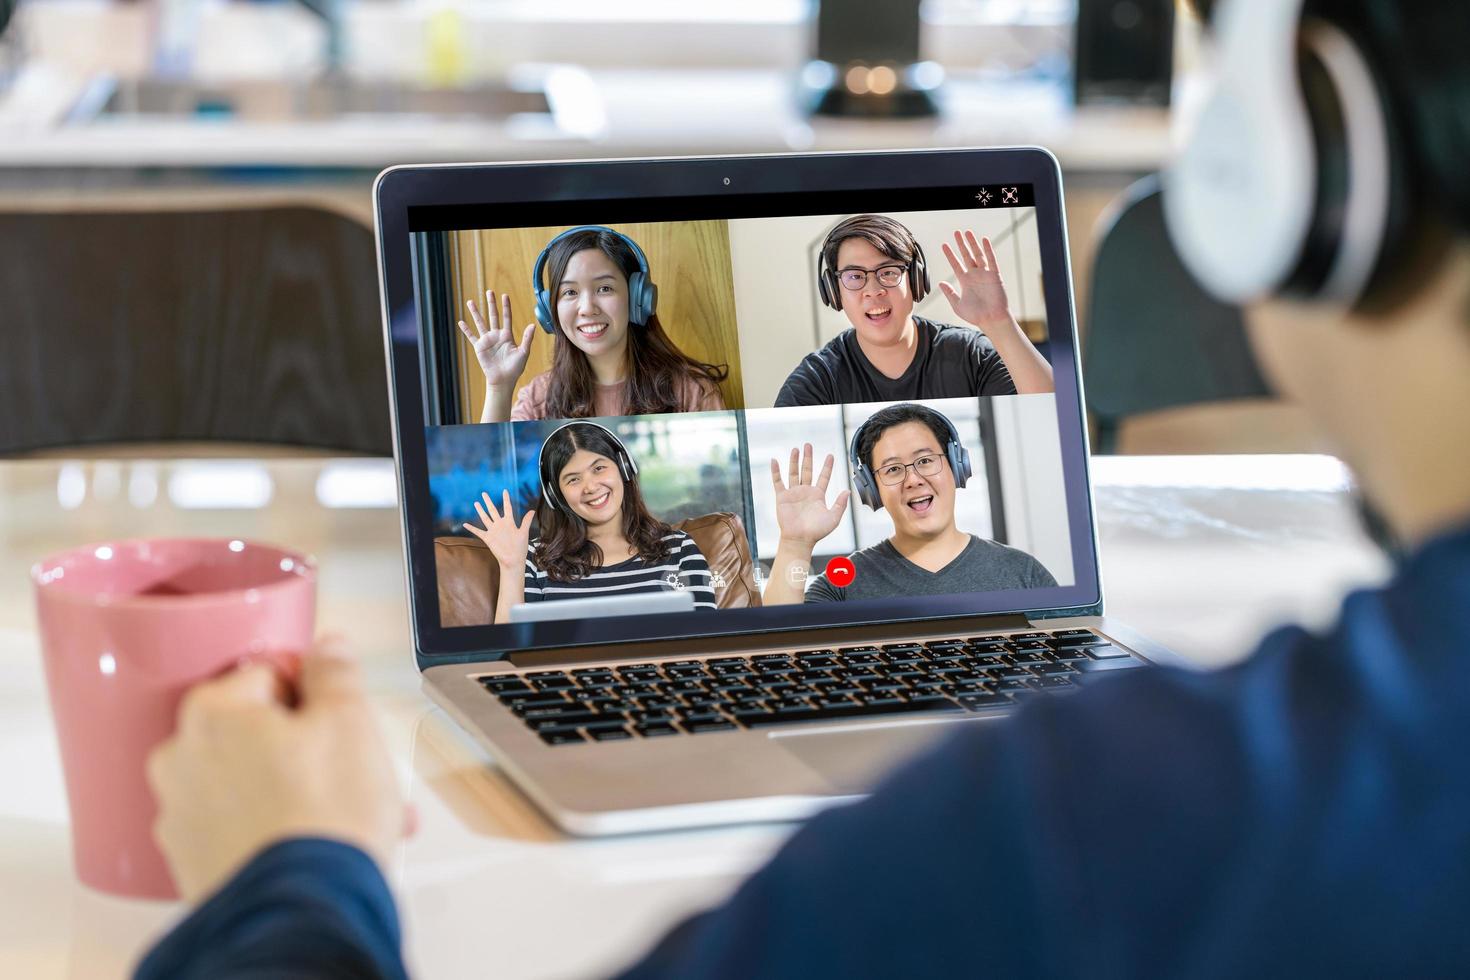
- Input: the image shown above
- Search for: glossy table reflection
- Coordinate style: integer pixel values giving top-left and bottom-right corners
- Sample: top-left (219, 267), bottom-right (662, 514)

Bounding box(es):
top-left (0, 455), bottom-right (1389, 979)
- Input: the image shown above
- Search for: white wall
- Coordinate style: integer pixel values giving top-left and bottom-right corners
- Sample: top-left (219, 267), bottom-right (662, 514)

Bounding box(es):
top-left (728, 207), bottom-right (1047, 407)
top-left (993, 394), bottom-right (1073, 585)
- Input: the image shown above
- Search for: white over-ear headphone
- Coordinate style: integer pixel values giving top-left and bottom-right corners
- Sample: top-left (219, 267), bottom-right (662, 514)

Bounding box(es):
top-left (1164, 0), bottom-right (1397, 307)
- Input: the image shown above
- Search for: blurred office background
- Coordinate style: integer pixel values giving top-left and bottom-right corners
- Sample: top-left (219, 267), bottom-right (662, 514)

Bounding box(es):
top-left (0, 0), bottom-right (1324, 458)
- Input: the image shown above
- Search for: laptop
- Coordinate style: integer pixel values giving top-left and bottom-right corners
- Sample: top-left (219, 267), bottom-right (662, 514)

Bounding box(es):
top-left (373, 148), bottom-right (1187, 835)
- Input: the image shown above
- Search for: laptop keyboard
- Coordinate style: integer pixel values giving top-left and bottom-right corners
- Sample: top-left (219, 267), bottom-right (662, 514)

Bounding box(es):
top-left (478, 629), bottom-right (1144, 745)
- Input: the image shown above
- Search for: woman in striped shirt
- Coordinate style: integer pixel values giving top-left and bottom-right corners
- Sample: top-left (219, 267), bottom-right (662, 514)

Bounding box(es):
top-left (466, 421), bottom-right (717, 624)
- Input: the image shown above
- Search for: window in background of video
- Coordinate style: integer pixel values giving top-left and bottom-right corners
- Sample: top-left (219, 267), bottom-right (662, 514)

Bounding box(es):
top-left (426, 411), bottom-right (749, 541)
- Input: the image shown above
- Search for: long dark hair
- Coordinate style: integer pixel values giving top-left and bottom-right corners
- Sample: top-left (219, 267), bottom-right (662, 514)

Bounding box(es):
top-left (541, 229), bottom-right (728, 420)
top-left (534, 423), bottom-right (674, 582)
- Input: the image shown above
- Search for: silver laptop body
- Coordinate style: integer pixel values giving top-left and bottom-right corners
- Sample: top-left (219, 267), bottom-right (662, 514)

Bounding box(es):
top-left (375, 148), bottom-right (1188, 835)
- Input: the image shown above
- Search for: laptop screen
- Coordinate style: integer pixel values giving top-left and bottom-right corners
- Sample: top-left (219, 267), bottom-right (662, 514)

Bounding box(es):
top-left (380, 152), bottom-right (1099, 659)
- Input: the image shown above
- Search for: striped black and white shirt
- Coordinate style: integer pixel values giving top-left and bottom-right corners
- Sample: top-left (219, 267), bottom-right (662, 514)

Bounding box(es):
top-left (523, 531), bottom-right (717, 611)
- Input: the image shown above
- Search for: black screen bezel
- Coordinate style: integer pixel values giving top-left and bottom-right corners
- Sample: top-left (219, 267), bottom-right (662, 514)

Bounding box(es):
top-left (372, 148), bottom-right (1100, 670)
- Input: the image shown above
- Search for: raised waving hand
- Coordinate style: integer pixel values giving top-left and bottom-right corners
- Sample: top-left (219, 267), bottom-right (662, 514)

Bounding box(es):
top-left (937, 229), bottom-right (1055, 394)
top-left (770, 443), bottom-right (850, 547)
top-left (458, 290), bottom-right (537, 422)
top-left (464, 490), bottom-right (536, 571)
top-left (938, 231), bottom-right (1013, 328)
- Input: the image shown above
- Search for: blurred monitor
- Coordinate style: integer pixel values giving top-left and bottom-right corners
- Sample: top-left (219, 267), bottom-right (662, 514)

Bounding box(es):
top-left (815, 0), bottom-right (921, 66)
top-left (1073, 0), bottom-right (1175, 107)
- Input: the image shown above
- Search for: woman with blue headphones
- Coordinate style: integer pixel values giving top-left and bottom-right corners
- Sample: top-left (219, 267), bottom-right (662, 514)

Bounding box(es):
top-left (458, 226), bottom-right (729, 423)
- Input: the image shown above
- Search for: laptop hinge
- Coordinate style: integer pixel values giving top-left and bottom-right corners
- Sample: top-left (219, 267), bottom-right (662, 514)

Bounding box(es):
top-left (503, 613), bottom-right (1035, 669)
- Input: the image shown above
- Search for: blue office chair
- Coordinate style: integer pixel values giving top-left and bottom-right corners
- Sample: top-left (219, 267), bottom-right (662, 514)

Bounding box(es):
top-left (1082, 174), bottom-right (1273, 454)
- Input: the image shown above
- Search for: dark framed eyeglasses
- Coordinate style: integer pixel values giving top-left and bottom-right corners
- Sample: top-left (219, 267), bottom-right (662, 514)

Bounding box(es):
top-left (875, 454), bottom-right (945, 486)
top-left (837, 265), bottom-right (906, 291)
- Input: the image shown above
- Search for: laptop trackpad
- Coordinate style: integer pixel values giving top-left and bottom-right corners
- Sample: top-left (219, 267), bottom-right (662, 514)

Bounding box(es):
top-left (770, 721), bottom-right (959, 795)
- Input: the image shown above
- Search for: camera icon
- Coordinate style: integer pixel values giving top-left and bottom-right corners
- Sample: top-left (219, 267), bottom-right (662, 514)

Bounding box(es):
top-left (787, 564), bottom-right (808, 584)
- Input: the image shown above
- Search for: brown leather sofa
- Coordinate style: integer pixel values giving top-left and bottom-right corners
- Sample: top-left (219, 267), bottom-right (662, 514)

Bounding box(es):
top-left (434, 512), bottom-right (761, 627)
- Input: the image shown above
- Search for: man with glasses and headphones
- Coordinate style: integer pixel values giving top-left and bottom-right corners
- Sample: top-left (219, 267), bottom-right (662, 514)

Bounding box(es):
top-left (773, 214), bottom-right (1055, 407)
top-left (139, 0), bottom-right (1470, 975)
top-left (759, 403), bottom-right (1056, 607)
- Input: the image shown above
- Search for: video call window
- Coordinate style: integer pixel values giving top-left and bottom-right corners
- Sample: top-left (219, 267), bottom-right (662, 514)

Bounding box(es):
top-left (728, 207), bottom-right (1049, 408)
top-left (412, 221), bottom-right (743, 427)
top-left (409, 190), bottom-right (1074, 632)
top-left (427, 412), bottom-right (760, 627)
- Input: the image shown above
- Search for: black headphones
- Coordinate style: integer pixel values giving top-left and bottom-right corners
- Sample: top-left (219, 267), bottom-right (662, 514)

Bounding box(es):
top-left (536, 421), bottom-right (639, 514)
top-left (816, 216), bottom-right (932, 311)
top-left (847, 405), bottom-right (971, 511)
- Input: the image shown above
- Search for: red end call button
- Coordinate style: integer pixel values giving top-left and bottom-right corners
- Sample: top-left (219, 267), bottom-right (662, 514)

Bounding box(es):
top-left (824, 556), bottom-right (856, 588)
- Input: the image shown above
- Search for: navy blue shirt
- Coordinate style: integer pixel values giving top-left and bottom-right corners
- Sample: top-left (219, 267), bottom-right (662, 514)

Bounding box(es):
top-left (138, 523), bottom-right (1470, 978)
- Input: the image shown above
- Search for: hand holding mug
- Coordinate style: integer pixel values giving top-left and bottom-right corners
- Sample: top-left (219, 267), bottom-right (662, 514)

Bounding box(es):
top-left (147, 647), bottom-right (405, 903)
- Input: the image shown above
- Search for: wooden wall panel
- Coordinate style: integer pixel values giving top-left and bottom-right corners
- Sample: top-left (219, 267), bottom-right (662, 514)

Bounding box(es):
top-left (450, 221), bottom-right (745, 421)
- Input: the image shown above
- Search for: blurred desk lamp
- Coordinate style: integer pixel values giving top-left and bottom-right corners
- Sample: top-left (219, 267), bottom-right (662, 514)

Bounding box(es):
top-left (801, 0), bottom-right (941, 118)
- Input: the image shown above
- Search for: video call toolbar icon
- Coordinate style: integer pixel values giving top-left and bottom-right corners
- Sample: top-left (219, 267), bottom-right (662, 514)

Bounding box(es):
top-left (824, 556), bottom-right (857, 589)
top-left (1001, 187), bottom-right (1019, 204)
top-left (975, 189), bottom-right (993, 206)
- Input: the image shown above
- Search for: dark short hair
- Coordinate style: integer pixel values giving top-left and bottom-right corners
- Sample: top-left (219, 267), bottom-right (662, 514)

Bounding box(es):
top-left (821, 214), bottom-right (920, 273)
top-left (856, 403), bottom-right (954, 472)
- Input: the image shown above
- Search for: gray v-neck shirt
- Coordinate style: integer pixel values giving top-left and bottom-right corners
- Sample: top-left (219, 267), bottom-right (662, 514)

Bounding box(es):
top-left (804, 534), bottom-right (1057, 603)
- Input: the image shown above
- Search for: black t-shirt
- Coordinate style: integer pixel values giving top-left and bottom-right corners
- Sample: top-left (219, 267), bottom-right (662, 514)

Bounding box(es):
top-left (773, 316), bottom-right (1017, 407)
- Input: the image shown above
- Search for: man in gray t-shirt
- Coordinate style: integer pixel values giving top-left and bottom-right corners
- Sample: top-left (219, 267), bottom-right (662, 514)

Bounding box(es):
top-left (804, 534), bottom-right (1055, 603)
top-left (760, 402), bottom-right (1058, 607)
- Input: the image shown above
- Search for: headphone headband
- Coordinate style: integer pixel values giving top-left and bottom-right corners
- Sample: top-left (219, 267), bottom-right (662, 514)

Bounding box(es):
top-left (532, 226), bottom-right (658, 334)
top-left (847, 404), bottom-right (971, 511)
top-left (536, 421), bottom-right (639, 513)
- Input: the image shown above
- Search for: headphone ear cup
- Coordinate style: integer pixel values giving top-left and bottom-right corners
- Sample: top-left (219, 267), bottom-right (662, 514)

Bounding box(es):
top-left (641, 279), bottom-right (659, 326)
top-left (534, 290), bottom-right (555, 334)
top-left (623, 270), bottom-right (643, 325)
top-left (619, 450), bottom-right (639, 481)
top-left (818, 266), bottom-right (838, 310)
top-left (911, 245), bottom-right (930, 302)
top-left (950, 442), bottom-right (972, 489)
top-left (855, 467), bottom-right (882, 510)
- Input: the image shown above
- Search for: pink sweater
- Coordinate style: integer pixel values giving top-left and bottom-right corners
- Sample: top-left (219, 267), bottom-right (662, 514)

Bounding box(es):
top-left (510, 372), bottom-right (726, 421)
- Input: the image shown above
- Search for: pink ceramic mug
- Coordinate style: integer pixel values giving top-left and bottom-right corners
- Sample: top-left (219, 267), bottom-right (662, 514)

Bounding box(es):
top-left (32, 538), bottom-right (315, 900)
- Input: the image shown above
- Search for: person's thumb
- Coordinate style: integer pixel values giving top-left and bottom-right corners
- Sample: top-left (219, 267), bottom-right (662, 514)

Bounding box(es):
top-left (296, 644), bottom-right (366, 709)
top-left (938, 280), bottom-right (958, 303)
